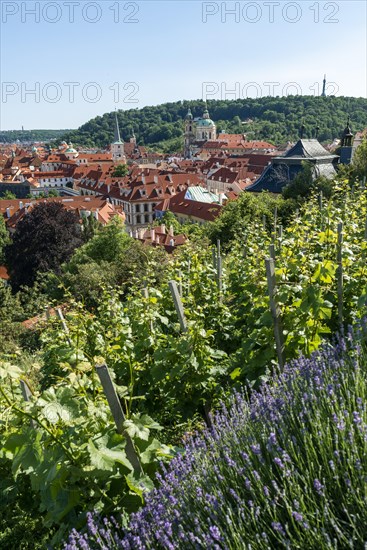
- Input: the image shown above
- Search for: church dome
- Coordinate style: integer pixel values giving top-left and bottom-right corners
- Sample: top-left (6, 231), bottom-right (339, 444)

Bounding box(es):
top-left (65, 142), bottom-right (77, 153)
top-left (197, 106), bottom-right (215, 128)
top-left (196, 118), bottom-right (215, 127)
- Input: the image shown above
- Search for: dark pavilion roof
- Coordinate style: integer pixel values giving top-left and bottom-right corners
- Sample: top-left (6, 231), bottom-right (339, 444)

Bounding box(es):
top-left (284, 139), bottom-right (336, 159)
top-left (246, 138), bottom-right (338, 193)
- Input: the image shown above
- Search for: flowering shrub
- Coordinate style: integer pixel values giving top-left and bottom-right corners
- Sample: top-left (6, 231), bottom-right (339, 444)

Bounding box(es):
top-left (66, 325), bottom-right (367, 548)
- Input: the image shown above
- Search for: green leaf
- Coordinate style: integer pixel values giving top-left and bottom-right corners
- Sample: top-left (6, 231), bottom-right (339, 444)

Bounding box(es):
top-left (87, 439), bottom-right (132, 472)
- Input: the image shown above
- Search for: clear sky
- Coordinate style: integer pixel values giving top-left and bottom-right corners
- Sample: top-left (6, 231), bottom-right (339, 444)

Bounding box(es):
top-left (0, 0), bottom-right (366, 130)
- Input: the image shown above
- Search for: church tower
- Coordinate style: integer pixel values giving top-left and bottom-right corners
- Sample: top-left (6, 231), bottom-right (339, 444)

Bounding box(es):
top-left (111, 110), bottom-right (126, 163)
top-left (184, 108), bottom-right (195, 158)
top-left (340, 116), bottom-right (354, 164)
top-left (195, 105), bottom-right (216, 142)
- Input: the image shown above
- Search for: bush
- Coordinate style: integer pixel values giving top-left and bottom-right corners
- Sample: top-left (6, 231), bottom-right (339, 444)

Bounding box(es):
top-left (65, 323), bottom-right (367, 548)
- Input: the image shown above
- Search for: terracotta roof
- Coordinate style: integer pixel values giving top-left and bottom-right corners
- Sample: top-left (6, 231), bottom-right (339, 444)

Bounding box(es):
top-left (0, 265), bottom-right (9, 280)
top-left (155, 190), bottom-right (222, 222)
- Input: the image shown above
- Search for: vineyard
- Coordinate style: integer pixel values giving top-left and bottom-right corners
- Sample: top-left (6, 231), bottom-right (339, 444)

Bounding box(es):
top-left (1, 178), bottom-right (367, 547)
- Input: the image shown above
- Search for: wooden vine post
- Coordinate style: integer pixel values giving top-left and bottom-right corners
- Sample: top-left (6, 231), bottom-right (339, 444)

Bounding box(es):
top-left (269, 244), bottom-right (276, 262)
top-left (168, 280), bottom-right (187, 332)
top-left (56, 308), bottom-right (72, 346)
top-left (142, 284), bottom-right (153, 333)
top-left (273, 206), bottom-right (278, 242)
top-left (216, 239), bottom-right (223, 296)
top-left (337, 222), bottom-right (343, 326)
top-left (19, 379), bottom-right (37, 428)
top-left (95, 363), bottom-right (143, 475)
top-left (265, 258), bottom-right (285, 369)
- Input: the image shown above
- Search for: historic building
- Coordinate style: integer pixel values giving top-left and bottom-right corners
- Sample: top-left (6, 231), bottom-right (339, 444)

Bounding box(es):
top-left (247, 136), bottom-right (339, 193)
top-left (111, 111), bottom-right (126, 163)
top-left (183, 106), bottom-right (217, 158)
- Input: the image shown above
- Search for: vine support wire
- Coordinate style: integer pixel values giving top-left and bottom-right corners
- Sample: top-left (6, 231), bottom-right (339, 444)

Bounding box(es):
top-left (265, 258), bottom-right (285, 369)
top-left (168, 280), bottom-right (187, 332)
top-left (337, 222), bottom-right (343, 326)
top-left (95, 363), bottom-right (143, 475)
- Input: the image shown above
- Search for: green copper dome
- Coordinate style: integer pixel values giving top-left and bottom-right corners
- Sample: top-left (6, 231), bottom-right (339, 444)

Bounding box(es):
top-left (196, 118), bottom-right (215, 127)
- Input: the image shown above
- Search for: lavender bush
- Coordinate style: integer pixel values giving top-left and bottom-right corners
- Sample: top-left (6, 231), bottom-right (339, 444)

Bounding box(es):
top-left (65, 327), bottom-right (367, 549)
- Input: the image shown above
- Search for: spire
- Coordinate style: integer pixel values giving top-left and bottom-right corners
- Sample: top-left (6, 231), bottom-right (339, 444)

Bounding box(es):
top-left (300, 121), bottom-right (305, 139)
top-left (321, 74), bottom-right (326, 97)
top-left (185, 107), bottom-right (193, 121)
top-left (315, 125), bottom-right (320, 139)
top-left (341, 116), bottom-right (353, 147)
top-left (114, 109), bottom-right (122, 143)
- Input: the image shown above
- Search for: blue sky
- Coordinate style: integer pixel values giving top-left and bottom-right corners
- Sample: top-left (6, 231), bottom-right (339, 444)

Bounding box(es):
top-left (0, 0), bottom-right (366, 130)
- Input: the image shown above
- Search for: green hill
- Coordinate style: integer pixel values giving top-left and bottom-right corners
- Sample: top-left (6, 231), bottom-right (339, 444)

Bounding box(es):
top-left (0, 129), bottom-right (71, 143)
top-left (61, 95), bottom-right (367, 153)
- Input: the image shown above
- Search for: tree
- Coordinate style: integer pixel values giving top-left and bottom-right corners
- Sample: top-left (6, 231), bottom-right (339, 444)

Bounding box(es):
top-left (63, 217), bottom-right (168, 307)
top-left (0, 215), bottom-right (10, 264)
top-left (5, 202), bottom-right (83, 291)
top-left (2, 191), bottom-right (16, 199)
top-left (112, 164), bottom-right (129, 177)
top-left (352, 138), bottom-right (367, 180)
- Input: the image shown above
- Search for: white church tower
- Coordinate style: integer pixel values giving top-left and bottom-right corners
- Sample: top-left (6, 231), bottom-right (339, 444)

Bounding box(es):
top-left (111, 110), bottom-right (126, 163)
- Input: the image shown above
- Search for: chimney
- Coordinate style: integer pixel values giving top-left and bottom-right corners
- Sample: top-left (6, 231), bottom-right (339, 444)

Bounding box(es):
top-left (129, 230), bottom-right (133, 237)
top-left (161, 223), bottom-right (166, 234)
top-left (94, 208), bottom-right (99, 220)
top-left (19, 201), bottom-right (23, 209)
top-left (139, 228), bottom-right (145, 239)
top-left (107, 184), bottom-right (110, 193)
top-left (142, 175), bottom-right (145, 184)
top-left (150, 228), bottom-right (155, 241)
top-left (169, 225), bottom-right (174, 237)
top-left (6, 207), bottom-right (11, 218)
top-left (154, 175), bottom-right (158, 184)
top-left (169, 238), bottom-right (174, 246)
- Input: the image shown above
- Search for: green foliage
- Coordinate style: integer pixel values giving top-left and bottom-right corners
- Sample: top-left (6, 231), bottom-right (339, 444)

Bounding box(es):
top-left (112, 164), bottom-right (129, 177)
top-left (204, 191), bottom-right (294, 247)
top-left (5, 202), bottom-right (84, 291)
top-left (0, 350), bottom-right (174, 546)
top-left (61, 96), bottom-right (367, 150)
top-left (1, 191), bottom-right (17, 200)
top-left (63, 218), bottom-right (168, 307)
top-left (0, 215), bottom-right (10, 264)
top-left (282, 161), bottom-right (334, 201)
top-left (352, 138), bottom-right (367, 180)
top-left (0, 129), bottom-right (69, 143)
top-left (4, 173), bottom-right (367, 545)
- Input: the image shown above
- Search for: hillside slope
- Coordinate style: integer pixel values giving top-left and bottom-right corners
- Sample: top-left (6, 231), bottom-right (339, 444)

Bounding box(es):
top-left (61, 95), bottom-right (367, 152)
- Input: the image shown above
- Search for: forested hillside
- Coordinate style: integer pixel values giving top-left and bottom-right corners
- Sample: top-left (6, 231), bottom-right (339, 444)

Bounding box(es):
top-left (61, 96), bottom-right (367, 152)
top-left (0, 129), bottom-right (70, 143)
